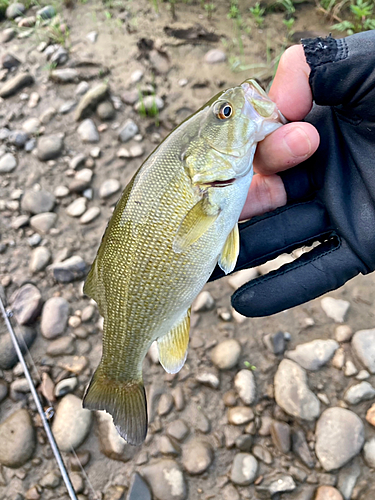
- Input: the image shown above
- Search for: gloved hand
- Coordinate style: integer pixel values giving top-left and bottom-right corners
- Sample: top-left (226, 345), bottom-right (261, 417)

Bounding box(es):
top-left (211, 31), bottom-right (375, 317)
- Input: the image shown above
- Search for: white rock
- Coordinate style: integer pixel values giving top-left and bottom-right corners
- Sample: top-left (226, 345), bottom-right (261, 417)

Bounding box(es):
top-left (210, 339), bottom-right (241, 370)
top-left (285, 339), bottom-right (339, 371)
top-left (321, 297), bottom-right (350, 323)
top-left (234, 369), bottom-right (256, 405)
top-left (335, 325), bottom-right (353, 343)
top-left (66, 197), bottom-right (87, 217)
top-left (80, 206), bottom-right (100, 224)
top-left (52, 394), bottom-right (92, 451)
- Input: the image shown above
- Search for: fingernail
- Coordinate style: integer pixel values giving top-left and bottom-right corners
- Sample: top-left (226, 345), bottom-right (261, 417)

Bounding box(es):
top-left (283, 126), bottom-right (312, 158)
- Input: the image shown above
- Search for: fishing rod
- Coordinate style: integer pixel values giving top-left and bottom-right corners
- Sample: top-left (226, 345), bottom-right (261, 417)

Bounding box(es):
top-left (0, 295), bottom-right (78, 500)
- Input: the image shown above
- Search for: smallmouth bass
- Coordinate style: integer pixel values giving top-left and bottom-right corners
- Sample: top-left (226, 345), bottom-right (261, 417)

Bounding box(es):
top-left (83, 80), bottom-right (284, 445)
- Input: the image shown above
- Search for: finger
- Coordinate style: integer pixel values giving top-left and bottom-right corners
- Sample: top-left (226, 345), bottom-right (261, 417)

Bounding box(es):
top-left (232, 239), bottom-right (365, 317)
top-left (254, 122), bottom-right (320, 176)
top-left (269, 45), bottom-right (313, 121)
top-left (240, 174), bottom-right (286, 220)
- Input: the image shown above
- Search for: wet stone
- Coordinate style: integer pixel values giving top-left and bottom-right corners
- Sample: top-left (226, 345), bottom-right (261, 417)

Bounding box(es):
top-left (127, 472), bottom-right (151, 500)
top-left (37, 134), bottom-right (64, 161)
top-left (230, 453), bottom-right (258, 486)
top-left (285, 339), bottom-right (339, 371)
top-left (50, 255), bottom-right (87, 283)
top-left (69, 450), bottom-right (91, 471)
top-left (0, 152), bottom-right (17, 173)
top-left (228, 406), bottom-right (254, 425)
top-left (234, 369), bottom-right (256, 405)
top-left (210, 339), bottom-right (241, 370)
top-left (118, 119), bottom-right (139, 143)
top-left (78, 119), bottom-right (99, 143)
top-left (21, 189), bottom-right (55, 214)
top-left (0, 409), bottom-right (36, 468)
top-left (41, 296), bottom-right (70, 339)
top-left (270, 420), bottom-right (291, 453)
top-left (0, 325), bottom-right (36, 370)
top-left (0, 72), bottom-right (33, 98)
top-left (344, 381), bottom-right (375, 404)
top-left (52, 394), bottom-right (92, 451)
top-left (97, 411), bottom-right (136, 462)
top-left (29, 246), bottom-right (51, 273)
top-left (10, 283), bottom-right (42, 325)
top-left (141, 459), bottom-right (187, 500)
top-left (321, 297), bottom-right (350, 323)
top-left (182, 439), bottom-right (213, 475)
top-left (99, 179), bottom-right (121, 199)
top-left (351, 328), bottom-right (375, 373)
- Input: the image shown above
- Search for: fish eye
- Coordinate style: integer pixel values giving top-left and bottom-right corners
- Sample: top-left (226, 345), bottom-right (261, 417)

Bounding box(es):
top-left (216, 102), bottom-right (233, 120)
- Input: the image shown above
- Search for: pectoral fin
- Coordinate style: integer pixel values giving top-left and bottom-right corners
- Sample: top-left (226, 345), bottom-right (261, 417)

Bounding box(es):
top-left (218, 223), bottom-right (239, 274)
top-left (158, 309), bottom-right (191, 374)
top-left (173, 199), bottom-right (220, 253)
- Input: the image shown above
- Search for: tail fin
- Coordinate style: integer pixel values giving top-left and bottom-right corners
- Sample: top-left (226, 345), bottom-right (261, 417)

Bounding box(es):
top-left (83, 367), bottom-right (147, 446)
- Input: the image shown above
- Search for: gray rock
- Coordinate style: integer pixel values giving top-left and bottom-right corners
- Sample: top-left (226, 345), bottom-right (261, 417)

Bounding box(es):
top-left (59, 100), bottom-right (76, 114)
top-left (291, 428), bottom-right (315, 468)
top-left (52, 394), bottom-right (92, 451)
top-left (11, 214), bottom-right (29, 229)
top-left (6, 3), bottom-right (26, 19)
top-left (46, 336), bottom-right (75, 356)
top-left (10, 284), bottom-right (42, 325)
top-left (141, 459), bottom-right (187, 500)
top-left (0, 325), bottom-right (36, 370)
top-left (1, 27), bottom-right (16, 43)
top-left (344, 381), bottom-right (375, 405)
top-left (256, 473), bottom-right (296, 497)
top-left (118, 119), bottom-right (138, 143)
top-left (321, 297), bottom-right (350, 323)
top-left (121, 90), bottom-right (139, 105)
top-left (30, 212), bottom-right (57, 234)
top-left (0, 153), bottom-right (17, 173)
top-left (210, 339), bottom-right (241, 370)
top-left (37, 134), bottom-right (64, 161)
top-left (50, 46), bottom-right (69, 66)
top-left (270, 420), bottom-right (291, 453)
top-left (54, 377), bottom-right (78, 398)
top-left (97, 101), bottom-right (115, 120)
top-left (352, 328), bottom-right (375, 373)
top-left (80, 206), bottom-right (100, 224)
top-left (25, 138), bottom-right (36, 152)
top-left (76, 81), bottom-right (89, 96)
top-left (0, 380), bottom-right (8, 403)
top-left (337, 460), bottom-right (361, 500)
top-left (8, 130), bottom-right (28, 148)
top-left (28, 233), bottom-right (42, 247)
top-left (2, 53), bottom-right (21, 69)
top-left (77, 119), bottom-right (99, 143)
top-left (230, 453), bottom-right (258, 485)
top-left (66, 197), bottom-right (87, 217)
top-left (158, 393), bottom-right (174, 416)
top-left (274, 359), bottom-right (320, 421)
top-left (252, 445), bottom-right (273, 464)
top-left (51, 68), bottom-right (78, 83)
top-left (228, 406), bottom-right (254, 425)
top-left (0, 127), bottom-right (10, 140)
top-left (0, 72), bottom-right (33, 98)
top-left (97, 410), bottom-right (136, 462)
top-left (22, 117), bottom-right (40, 135)
top-left (37, 5), bottom-right (56, 19)
top-left (263, 330), bottom-right (286, 355)
top-left (99, 179), bottom-right (121, 199)
top-left (55, 185), bottom-right (69, 197)
top-left (286, 339), bottom-right (339, 370)
top-left (315, 407), bottom-right (365, 471)
top-left (50, 255), bottom-right (87, 283)
top-left (41, 297), bottom-right (70, 339)
top-left (127, 473), bottom-right (151, 500)
top-left (40, 471), bottom-right (61, 488)
top-left (166, 420), bottom-right (189, 442)
top-left (40, 106), bottom-right (56, 124)
top-left (0, 409), bottom-right (36, 468)
top-left (204, 49), bottom-right (226, 64)
top-left (75, 82), bottom-right (108, 121)
top-left (363, 437), bottom-right (375, 468)
top-left (182, 439), bottom-right (213, 475)
top-left (21, 189), bottom-right (55, 214)
top-left (29, 246), bottom-right (51, 273)
top-left (234, 369), bottom-right (256, 405)
top-left (344, 360), bottom-right (358, 377)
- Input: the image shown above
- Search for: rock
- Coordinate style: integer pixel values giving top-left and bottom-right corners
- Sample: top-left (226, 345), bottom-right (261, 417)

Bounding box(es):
top-left (0, 152), bottom-right (17, 173)
top-left (210, 339), bottom-right (241, 370)
top-left (263, 330), bottom-right (287, 355)
top-left (8, 129), bottom-right (29, 148)
top-left (2, 53), bottom-right (21, 69)
top-left (274, 359), bottom-right (320, 421)
top-left (69, 450), bottom-right (90, 471)
top-left (270, 420), bottom-right (291, 453)
top-left (366, 403), bottom-right (375, 427)
top-left (10, 284), bottom-right (42, 325)
top-left (121, 90), bottom-right (139, 105)
top-left (321, 297), bottom-right (350, 323)
top-left (337, 461), bottom-right (361, 500)
top-left (97, 101), bottom-right (115, 120)
top-left (292, 428), bottom-right (315, 468)
top-left (192, 290), bottom-right (214, 312)
top-left (37, 5), bottom-right (56, 19)
top-left (167, 420), bottom-right (189, 442)
top-left (12, 214), bottom-right (29, 230)
top-left (118, 119), bottom-right (139, 143)
top-left (344, 360), bottom-right (358, 377)
top-left (41, 297), bottom-right (70, 339)
top-left (335, 325), bottom-right (353, 343)
top-left (234, 369), bottom-right (256, 405)
top-left (77, 119), bottom-right (99, 143)
top-left (195, 370), bottom-right (220, 389)
top-left (69, 168), bottom-right (93, 192)
top-left (158, 393), bottom-right (174, 416)
top-left (315, 486), bottom-right (343, 500)
top-left (50, 255), bottom-right (87, 283)
top-left (66, 197), bottom-right (87, 217)
top-left (51, 68), bottom-right (78, 83)
top-left (29, 246), bottom-right (51, 272)
top-left (97, 411), bottom-right (135, 462)
top-left (30, 212), bottom-right (57, 234)
top-left (351, 328), bottom-right (375, 373)
top-left (141, 459), bottom-right (187, 500)
top-left (135, 95), bottom-right (164, 113)
top-left (230, 453), bottom-right (258, 485)
top-left (315, 407), bottom-right (365, 471)
top-left (0, 325), bottom-right (36, 370)
top-left (75, 82), bottom-right (108, 120)
top-left (86, 31), bottom-right (98, 43)
top-left (0, 409), bottom-right (36, 468)
top-left (253, 444), bottom-right (273, 464)
top-left (256, 474), bottom-right (296, 496)
top-left (363, 437), bottom-right (375, 468)
top-left (81, 305), bottom-right (95, 322)
top-left (47, 336), bottom-right (75, 356)
top-left (80, 206), bottom-right (100, 224)
top-left (344, 381), bottom-right (375, 404)
top-left (0, 380), bottom-right (8, 403)
top-left (228, 406), bottom-right (254, 425)
top-left (0, 72), bottom-right (33, 98)
top-left (21, 189), bottom-right (55, 214)
top-left (55, 185), bottom-right (69, 198)
top-left (18, 15), bottom-right (36, 27)
top-left (129, 144), bottom-right (144, 158)
top-left (76, 81), bottom-right (89, 96)
top-left (6, 3), bottom-right (26, 19)
top-left (54, 377), bottom-right (78, 398)
top-left (285, 339), bottom-right (339, 371)
top-left (182, 438), bottom-right (213, 475)
top-left (22, 117), bottom-right (40, 135)
top-left (28, 91), bottom-right (40, 108)
top-left (52, 394), bottom-right (92, 451)
top-left (204, 49), bottom-right (226, 64)
top-left (60, 100), bottom-right (77, 114)
top-left (40, 471), bottom-right (61, 488)
top-left (50, 46), bottom-right (69, 66)
top-left (332, 348), bottom-right (345, 369)
top-left (1, 28), bottom-right (16, 44)
top-left (99, 179), bottom-right (121, 199)
top-left (40, 106), bottom-right (56, 124)
top-left (127, 472), bottom-right (151, 500)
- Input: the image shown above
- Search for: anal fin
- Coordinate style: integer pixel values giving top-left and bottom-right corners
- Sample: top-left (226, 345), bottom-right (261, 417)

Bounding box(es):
top-left (218, 223), bottom-right (239, 274)
top-left (158, 309), bottom-right (191, 374)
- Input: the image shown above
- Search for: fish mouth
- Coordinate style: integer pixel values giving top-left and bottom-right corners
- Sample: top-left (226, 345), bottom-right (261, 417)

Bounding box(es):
top-left (203, 177), bottom-right (236, 188)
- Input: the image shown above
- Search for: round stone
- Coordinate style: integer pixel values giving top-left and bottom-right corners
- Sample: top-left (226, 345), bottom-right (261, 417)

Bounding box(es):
top-left (66, 197), bottom-right (87, 217)
top-left (22, 117), bottom-right (40, 135)
top-left (204, 49), bottom-right (226, 64)
top-left (37, 135), bottom-right (64, 161)
top-left (21, 189), bottom-right (55, 214)
top-left (6, 3), bottom-right (26, 19)
top-left (80, 206), bottom-right (100, 224)
top-left (46, 336), bottom-right (75, 356)
top-left (210, 339), bottom-right (241, 370)
top-left (118, 119), bottom-right (138, 143)
top-left (351, 328), bottom-right (375, 374)
top-left (41, 297), bottom-right (70, 339)
top-left (0, 409), bottom-right (36, 468)
top-left (234, 369), bottom-right (256, 405)
top-left (77, 119), bottom-right (99, 143)
top-left (10, 284), bottom-right (42, 325)
top-left (166, 420), bottom-right (189, 442)
top-left (315, 486), bottom-right (344, 500)
top-left (182, 439), bottom-right (213, 475)
top-left (97, 101), bottom-right (115, 120)
top-left (230, 453), bottom-right (258, 486)
top-left (0, 152), bottom-right (17, 173)
top-left (30, 212), bottom-right (57, 234)
top-left (141, 459), bottom-right (186, 500)
top-left (228, 406), bottom-right (254, 425)
top-left (52, 394), bottom-right (92, 451)
top-left (344, 381), bottom-right (375, 405)
top-left (29, 246), bottom-right (51, 273)
top-left (335, 325), bottom-right (353, 343)
top-left (54, 377), bottom-right (78, 398)
top-left (99, 179), bottom-right (121, 199)
top-left (363, 437), bottom-right (375, 468)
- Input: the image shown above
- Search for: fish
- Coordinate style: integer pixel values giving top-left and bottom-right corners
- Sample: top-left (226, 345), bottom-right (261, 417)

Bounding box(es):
top-left (82, 79), bottom-right (284, 445)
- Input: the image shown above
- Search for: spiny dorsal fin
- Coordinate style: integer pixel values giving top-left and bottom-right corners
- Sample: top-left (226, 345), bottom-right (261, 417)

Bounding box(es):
top-left (218, 223), bottom-right (239, 275)
top-left (158, 309), bottom-right (191, 374)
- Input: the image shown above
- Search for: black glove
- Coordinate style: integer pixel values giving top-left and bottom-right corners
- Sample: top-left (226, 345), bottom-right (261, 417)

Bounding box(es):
top-left (210, 31), bottom-right (375, 317)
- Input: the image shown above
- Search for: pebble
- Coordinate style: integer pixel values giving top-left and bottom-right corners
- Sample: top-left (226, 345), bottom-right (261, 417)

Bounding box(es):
top-left (263, 330), bottom-right (287, 355)
top-left (59, 100), bottom-right (76, 114)
top-left (253, 444), bottom-right (273, 464)
top-left (337, 460), bottom-right (360, 500)
top-left (99, 179), bottom-right (121, 199)
top-left (366, 403), bottom-right (375, 426)
top-left (182, 439), bottom-right (213, 474)
top-left (335, 325), bottom-right (353, 343)
top-left (47, 336), bottom-right (75, 356)
top-left (81, 304), bottom-right (95, 322)
top-left (2, 53), bottom-right (20, 69)
top-left (141, 459), bottom-right (187, 500)
top-left (129, 144), bottom-right (144, 158)
top-left (0, 325), bottom-right (36, 370)
top-left (21, 189), bottom-right (55, 214)
top-left (40, 106), bottom-right (56, 124)
top-left (41, 296), bottom-right (70, 339)
top-left (363, 437), bottom-right (375, 468)
top-left (331, 347), bottom-right (345, 369)
top-left (51, 68), bottom-right (78, 83)
top-left (50, 255), bottom-right (87, 283)
top-left (37, 5), bottom-right (56, 19)
top-left (10, 283), bottom-right (42, 325)
top-left (52, 394), bottom-right (92, 451)
top-left (118, 119), bottom-right (139, 143)
top-left (0, 152), bottom-right (17, 173)
top-left (356, 369), bottom-right (370, 380)
top-left (192, 290), bottom-right (214, 312)
top-left (321, 297), bottom-right (350, 323)
top-left (54, 377), bottom-right (78, 398)
top-left (1, 27), bottom-right (16, 43)
top-left (50, 46), bottom-right (69, 66)
top-left (344, 381), bottom-right (375, 404)
top-left (37, 134), bottom-right (64, 161)
top-left (0, 409), bottom-right (36, 468)
top-left (86, 30), bottom-right (98, 43)
top-left (97, 101), bottom-right (115, 120)
top-left (30, 212), bottom-right (57, 234)
top-left (167, 420), bottom-right (189, 442)
top-left (256, 474), bottom-right (296, 496)
top-left (55, 185), bottom-right (69, 197)
top-left (315, 485), bottom-right (343, 500)
top-left (66, 197), bottom-right (87, 217)
top-left (274, 359), bottom-right (320, 421)
top-left (158, 393), bottom-right (174, 416)
top-left (285, 339), bottom-right (339, 371)
top-left (97, 411), bottom-right (135, 462)
top-left (234, 369), bottom-right (256, 405)
top-left (22, 117), bottom-right (40, 135)
top-left (127, 472), bottom-right (152, 500)
top-left (76, 81), bottom-right (89, 96)
top-left (195, 370), bottom-right (220, 389)
top-left (28, 91), bottom-right (40, 108)
top-left (79, 206), bottom-right (100, 224)
top-left (8, 129), bottom-right (29, 148)
top-left (270, 420), bottom-right (291, 453)
top-left (6, 2), bottom-right (26, 18)
top-left (70, 450), bottom-right (90, 471)
top-left (77, 119), bottom-right (99, 143)
top-left (0, 72), bottom-right (33, 98)
top-left (228, 406), bottom-right (254, 425)
top-left (204, 49), bottom-right (226, 64)
top-left (315, 407), bottom-right (365, 471)
top-left (75, 82), bottom-right (108, 121)
top-left (292, 428), bottom-right (315, 468)
top-left (344, 360), bottom-right (358, 377)
top-left (210, 339), bottom-right (241, 370)
top-left (29, 246), bottom-right (51, 272)
top-left (230, 453), bottom-right (258, 485)
top-left (351, 328), bottom-right (375, 373)
top-left (40, 471), bottom-right (61, 489)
